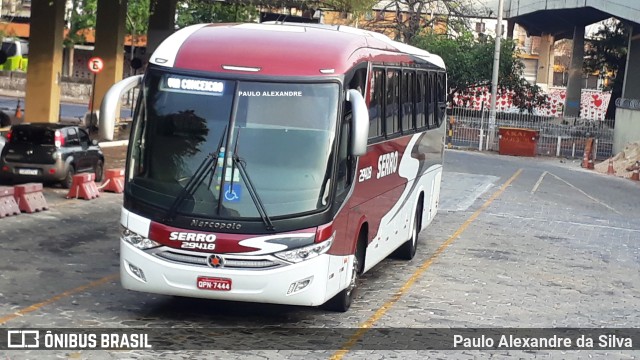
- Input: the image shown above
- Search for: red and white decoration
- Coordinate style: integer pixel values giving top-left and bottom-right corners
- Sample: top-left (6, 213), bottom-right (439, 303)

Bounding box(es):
top-left (452, 87), bottom-right (611, 120)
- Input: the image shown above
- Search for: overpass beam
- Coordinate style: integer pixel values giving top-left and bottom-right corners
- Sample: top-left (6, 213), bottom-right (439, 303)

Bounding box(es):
top-left (146, 0), bottom-right (178, 60)
top-left (622, 24), bottom-right (640, 99)
top-left (564, 25), bottom-right (585, 118)
top-left (93, 0), bottom-right (128, 112)
top-left (24, 0), bottom-right (66, 123)
top-left (536, 33), bottom-right (555, 91)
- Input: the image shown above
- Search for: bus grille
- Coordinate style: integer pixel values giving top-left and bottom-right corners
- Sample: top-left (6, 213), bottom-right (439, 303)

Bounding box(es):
top-left (153, 250), bottom-right (285, 270)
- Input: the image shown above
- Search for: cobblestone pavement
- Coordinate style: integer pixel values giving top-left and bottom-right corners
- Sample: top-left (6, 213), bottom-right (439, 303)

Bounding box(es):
top-left (1, 150), bottom-right (639, 359)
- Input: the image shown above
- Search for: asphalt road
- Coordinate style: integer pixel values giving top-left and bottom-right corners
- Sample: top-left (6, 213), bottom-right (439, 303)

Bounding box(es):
top-left (0, 150), bottom-right (639, 359)
top-left (0, 95), bottom-right (133, 122)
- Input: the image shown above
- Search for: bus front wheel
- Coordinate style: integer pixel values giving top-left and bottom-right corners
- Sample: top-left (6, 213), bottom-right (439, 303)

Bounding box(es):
top-left (322, 231), bottom-right (365, 312)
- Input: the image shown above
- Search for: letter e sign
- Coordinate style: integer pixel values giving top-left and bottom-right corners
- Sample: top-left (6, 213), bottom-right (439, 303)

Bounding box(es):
top-left (88, 57), bottom-right (104, 73)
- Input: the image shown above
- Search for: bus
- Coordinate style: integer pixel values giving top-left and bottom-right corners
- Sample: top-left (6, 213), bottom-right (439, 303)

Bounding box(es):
top-left (100, 22), bottom-right (446, 312)
top-left (0, 38), bottom-right (29, 72)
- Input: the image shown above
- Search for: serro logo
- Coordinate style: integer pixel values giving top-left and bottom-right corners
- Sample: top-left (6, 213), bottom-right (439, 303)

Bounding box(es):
top-left (169, 232), bottom-right (217, 243)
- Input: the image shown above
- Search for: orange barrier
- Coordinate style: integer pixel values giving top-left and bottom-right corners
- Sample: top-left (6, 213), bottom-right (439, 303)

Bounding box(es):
top-left (607, 158), bottom-right (615, 175)
top-left (582, 138), bottom-right (594, 169)
top-left (0, 186), bottom-right (20, 218)
top-left (632, 168), bottom-right (639, 182)
top-left (14, 183), bottom-right (49, 213)
top-left (100, 168), bottom-right (125, 193)
top-left (66, 173), bottom-right (100, 200)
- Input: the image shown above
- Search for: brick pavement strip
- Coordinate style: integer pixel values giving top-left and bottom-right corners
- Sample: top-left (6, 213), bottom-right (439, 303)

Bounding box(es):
top-left (1, 150), bottom-right (640, 359)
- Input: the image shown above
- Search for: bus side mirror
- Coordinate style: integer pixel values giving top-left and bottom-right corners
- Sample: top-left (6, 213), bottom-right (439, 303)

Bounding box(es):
top-left (99, 75), bottom-right (143, 141)
top-left (347, 89), bottom-right (369, 156)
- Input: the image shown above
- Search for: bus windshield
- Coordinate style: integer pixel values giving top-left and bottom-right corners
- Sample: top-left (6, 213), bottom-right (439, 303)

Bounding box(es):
top-left (128, 69), bottom-right (340, 220)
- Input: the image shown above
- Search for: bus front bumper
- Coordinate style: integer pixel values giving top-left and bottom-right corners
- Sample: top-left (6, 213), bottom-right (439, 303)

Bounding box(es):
top-left (120, 240), bottom-right (347, 307)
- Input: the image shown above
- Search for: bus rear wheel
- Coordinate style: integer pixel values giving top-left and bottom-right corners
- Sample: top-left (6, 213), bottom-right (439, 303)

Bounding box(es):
top-left (394, 202), bottom-right (422, 260)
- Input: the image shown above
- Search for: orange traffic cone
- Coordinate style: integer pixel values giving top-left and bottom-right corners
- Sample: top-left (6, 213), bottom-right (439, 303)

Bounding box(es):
top-left (632, 168), bottom-right (640, 182)
top-left (15, 100), bottom-right (22, 119)
top-left (607, 158), bottom-right (615, 175)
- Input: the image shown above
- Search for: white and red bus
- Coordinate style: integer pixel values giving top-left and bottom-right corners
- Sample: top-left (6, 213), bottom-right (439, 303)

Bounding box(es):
top-left (100, 22), bottom-right (446, 311)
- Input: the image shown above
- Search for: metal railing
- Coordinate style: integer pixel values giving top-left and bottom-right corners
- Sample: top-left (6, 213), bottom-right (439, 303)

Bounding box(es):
top-left (447, 107), bottom-right (614, 159)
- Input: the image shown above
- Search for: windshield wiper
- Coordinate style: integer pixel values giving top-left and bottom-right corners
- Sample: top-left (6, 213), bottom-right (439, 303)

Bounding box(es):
top-left (219, 128), bottom-right (275, 231)
top-left (164, 127), bottom-right (226, 222)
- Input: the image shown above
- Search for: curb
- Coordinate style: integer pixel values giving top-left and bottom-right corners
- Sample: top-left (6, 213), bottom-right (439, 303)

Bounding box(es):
top-left (99, 140), bottom-right (128, 148)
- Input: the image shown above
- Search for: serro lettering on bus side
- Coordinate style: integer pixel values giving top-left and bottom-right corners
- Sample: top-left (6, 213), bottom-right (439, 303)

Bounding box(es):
top-left (377, 151), bottom-right (399, 179)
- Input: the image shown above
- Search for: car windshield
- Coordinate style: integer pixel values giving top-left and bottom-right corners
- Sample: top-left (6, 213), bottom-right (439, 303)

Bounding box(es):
top-left (127, 70), bottom-right (340, 219)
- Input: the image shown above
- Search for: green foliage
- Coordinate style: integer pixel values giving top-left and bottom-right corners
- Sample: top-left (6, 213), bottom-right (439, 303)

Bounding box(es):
top-left (176, 0), bottom-right (258, 27)
top-left (65, 0), bottom-right (97, 46)
top-left (413, 31), bottom-right (548, 112)
top-left (584, 20), bottom-right (629, 121)
top-left (127, 0), bottom-right (150, 36)
top-left (322, 0), bottom-right (378, 18)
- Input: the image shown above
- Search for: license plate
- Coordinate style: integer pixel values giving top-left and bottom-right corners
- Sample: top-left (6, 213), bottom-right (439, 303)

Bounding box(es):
top-left (18, 168), bottom-right (39, 176)
top-left (197, 276), bottom-right (232, 291)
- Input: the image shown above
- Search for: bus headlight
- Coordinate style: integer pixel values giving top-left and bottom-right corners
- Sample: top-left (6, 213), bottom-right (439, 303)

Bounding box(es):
top-left (274, 236), bottom-right (333, 263)
top-left (122, 228), bottom-right (161, 250)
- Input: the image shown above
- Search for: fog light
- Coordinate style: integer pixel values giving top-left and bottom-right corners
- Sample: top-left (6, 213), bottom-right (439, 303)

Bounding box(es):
top-left (287, 276), bottom-right (313, 295)
top-left (128, 263), bottom-right (146, 282)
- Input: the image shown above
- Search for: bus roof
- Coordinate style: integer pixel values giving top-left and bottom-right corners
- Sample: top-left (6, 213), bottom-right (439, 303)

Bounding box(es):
top-left (150, 22), bottom-right (445, 77)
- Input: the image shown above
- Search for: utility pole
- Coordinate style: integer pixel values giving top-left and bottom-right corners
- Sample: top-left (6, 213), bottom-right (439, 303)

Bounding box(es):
top-left (487, 0), bottom-right (505, 150)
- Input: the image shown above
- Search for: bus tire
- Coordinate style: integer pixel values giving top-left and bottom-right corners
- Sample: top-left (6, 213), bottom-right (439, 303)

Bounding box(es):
top-left (322, 230), bottom-right (366, 312)
top-left (394, 199), bottom-right (422, 260)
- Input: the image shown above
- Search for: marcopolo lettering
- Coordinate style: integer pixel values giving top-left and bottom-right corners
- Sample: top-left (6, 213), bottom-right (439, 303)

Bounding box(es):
top-left (190, 219), bottom-right (242, 230)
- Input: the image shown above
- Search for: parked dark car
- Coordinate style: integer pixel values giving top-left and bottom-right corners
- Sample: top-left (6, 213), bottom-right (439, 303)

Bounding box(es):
top-left (0, 123), bottom-right (104, 188)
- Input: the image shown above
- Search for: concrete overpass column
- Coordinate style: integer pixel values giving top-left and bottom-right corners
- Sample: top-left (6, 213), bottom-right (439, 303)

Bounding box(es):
top-left (24, 0), bottom-right (66, 123)
top-left (564, 25), bottom-right (585, 118)
top-left (622, 24), bottom-right (640, 99)
top-left (146, 0), bottom-right (178, 60)
top-left (93, 0), bottom-right (128, 111)
top-left (536, 33), bottom-right (555, 91)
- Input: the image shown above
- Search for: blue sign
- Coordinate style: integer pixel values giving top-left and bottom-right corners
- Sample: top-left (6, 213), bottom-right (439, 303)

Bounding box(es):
top-left (223, 184), bottom-right (242, 202)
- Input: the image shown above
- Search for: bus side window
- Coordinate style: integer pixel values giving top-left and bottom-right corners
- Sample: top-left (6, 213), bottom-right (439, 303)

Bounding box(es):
top-left (402, 71), bottom-right (415, 133)
top-left (416, 71), bottom-right (426, 129)
top-left (386, 69), bottom-right (400, 136)
top-left (368, 68), bottom-right (384, 139)
top-left (436, 72), bottom-right (447, 127)
top-left (427, 72), bottom-right (436, 129)
top-left (335, 119), bottom-right (353, 199)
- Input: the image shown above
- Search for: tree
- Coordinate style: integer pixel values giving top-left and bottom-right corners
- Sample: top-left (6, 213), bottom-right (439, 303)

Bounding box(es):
top-left (176, 0), bottom-right (258, 28)
top-left (63, 0), bottom-right (97, 77)
top-left (322, 0), bottom-right (379, 25)
top-left (584, 19), bottom-right (629, 122)
top-left (359, 0), bottom-right (485, 43)
top-left (413, 31), bottom-right (548, 112)
top-left (126, 0), bottom-right (150, 73)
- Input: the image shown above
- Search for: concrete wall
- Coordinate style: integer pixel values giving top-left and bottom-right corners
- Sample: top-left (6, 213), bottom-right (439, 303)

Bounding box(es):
top-left (0, 71), bottom-right (92, 101)
top-left (613, 107), bottom-right (640, 154)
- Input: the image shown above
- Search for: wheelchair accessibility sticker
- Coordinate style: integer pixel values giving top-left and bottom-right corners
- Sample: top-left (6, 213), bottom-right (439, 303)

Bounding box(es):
top-left (223, 184), bottom-right (242, 202)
